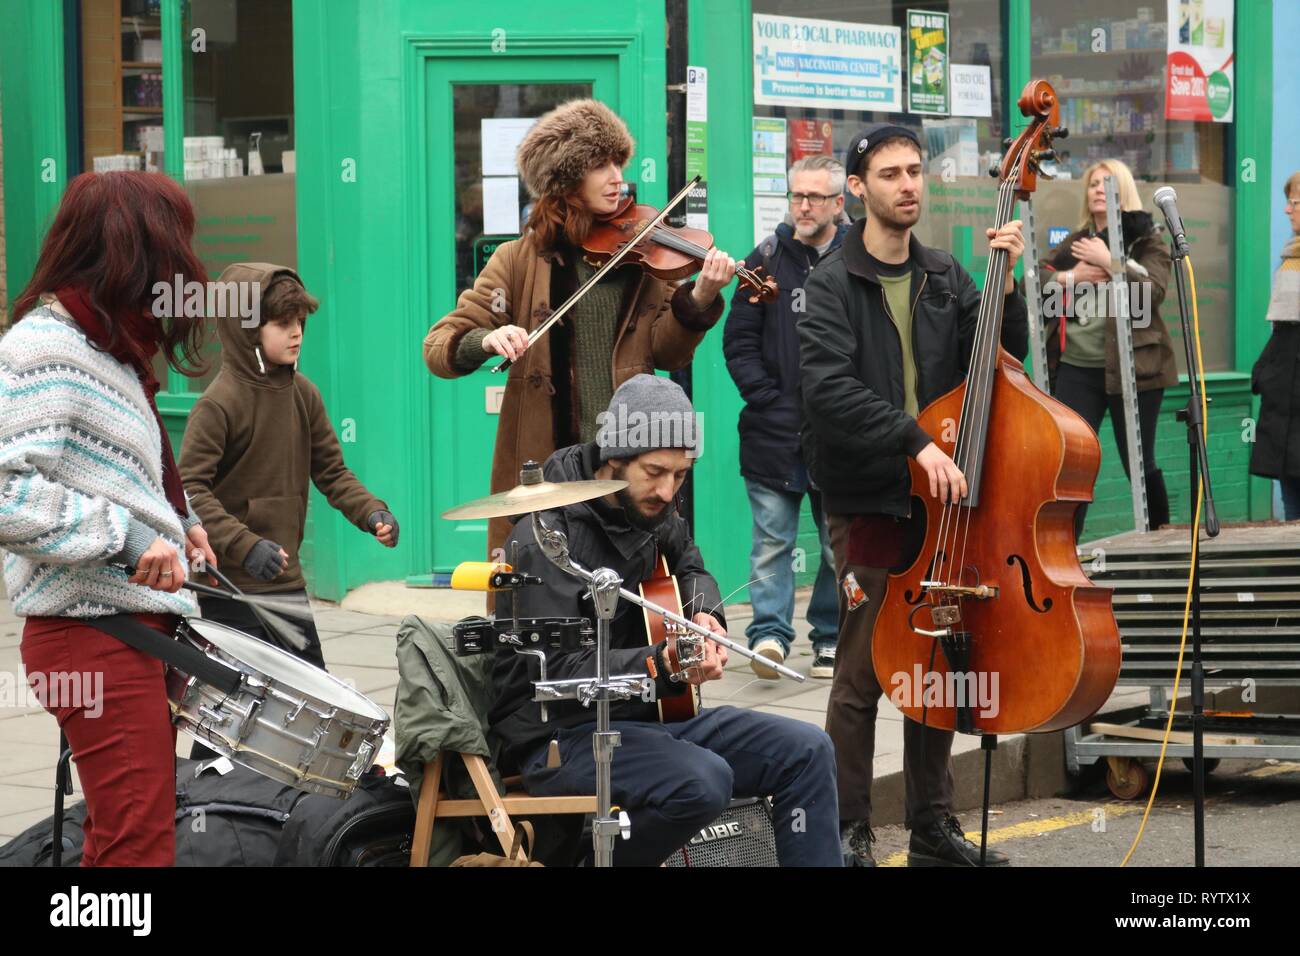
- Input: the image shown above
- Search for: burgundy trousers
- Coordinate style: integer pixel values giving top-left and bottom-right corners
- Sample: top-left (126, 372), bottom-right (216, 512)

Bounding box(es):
top-left (21, 614), bottom-right (179, 867)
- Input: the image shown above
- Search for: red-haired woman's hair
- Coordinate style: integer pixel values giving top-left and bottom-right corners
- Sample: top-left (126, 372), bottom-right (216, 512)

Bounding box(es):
top-left (524, 191), bottom-right (594, 254)
top-left (11, 171), bottom-right (208, 374)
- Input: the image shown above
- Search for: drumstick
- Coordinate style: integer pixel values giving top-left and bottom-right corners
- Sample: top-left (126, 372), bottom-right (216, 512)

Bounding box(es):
top-left (116, 563), bottom-right (310, 652)
top-left (184, 581), bottom-right (317, 623)
top-left (196, 567), bottom-right (311, 653)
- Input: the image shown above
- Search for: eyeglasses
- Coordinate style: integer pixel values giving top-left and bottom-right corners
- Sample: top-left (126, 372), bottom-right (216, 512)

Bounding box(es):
top-left (787, 191), bottom-right (837, 208)
top-left (1288, 198), bottom-right (1299, 211)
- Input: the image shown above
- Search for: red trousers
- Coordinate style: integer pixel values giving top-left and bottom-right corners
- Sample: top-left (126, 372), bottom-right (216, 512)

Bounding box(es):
top-left (21, 614), bottom-right (179, 867)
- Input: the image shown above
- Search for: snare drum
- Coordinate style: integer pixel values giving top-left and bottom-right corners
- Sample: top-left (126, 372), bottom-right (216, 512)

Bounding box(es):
top-left (166, 618), bottom-right (390, 798)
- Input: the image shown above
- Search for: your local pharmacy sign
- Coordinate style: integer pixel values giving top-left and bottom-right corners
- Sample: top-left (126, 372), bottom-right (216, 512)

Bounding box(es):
top-left (753, 14), bottom-right (902, 112)
top-left (1165, 0), bottom-right (1233, 122)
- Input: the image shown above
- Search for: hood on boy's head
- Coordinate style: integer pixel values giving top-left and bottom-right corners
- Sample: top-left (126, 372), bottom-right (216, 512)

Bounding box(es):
top-left (213, 262), bottom-right (308, 382)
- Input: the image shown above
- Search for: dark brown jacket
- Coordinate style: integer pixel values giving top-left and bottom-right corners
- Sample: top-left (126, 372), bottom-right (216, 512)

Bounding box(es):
top-left (181, 263), bottom-right (387, 593)
top-left (423, 233), bottom-right (722, 557)
top-left (1045, 212), bottom-right (1179, 394)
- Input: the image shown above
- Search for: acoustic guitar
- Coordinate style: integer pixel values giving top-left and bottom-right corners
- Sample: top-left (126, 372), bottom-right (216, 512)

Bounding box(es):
top-left (640, 555), bottom-right (703, 722)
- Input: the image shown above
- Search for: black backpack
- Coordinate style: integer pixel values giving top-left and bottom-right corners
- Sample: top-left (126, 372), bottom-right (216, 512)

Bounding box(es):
top-left (0, 801), bottom-right (87, 867)
top-left (0, 758), bottom-right (416, 867)
top-left (275, 770), bottom-right (416, 867)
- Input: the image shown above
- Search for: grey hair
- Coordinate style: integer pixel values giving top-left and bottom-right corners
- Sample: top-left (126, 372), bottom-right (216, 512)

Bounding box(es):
top-left (788, 155), bottom-right (846, 195)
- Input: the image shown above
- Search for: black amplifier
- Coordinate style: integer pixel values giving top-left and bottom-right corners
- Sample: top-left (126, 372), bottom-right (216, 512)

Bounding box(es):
top-left (664, 798), bottom-right (777, 867)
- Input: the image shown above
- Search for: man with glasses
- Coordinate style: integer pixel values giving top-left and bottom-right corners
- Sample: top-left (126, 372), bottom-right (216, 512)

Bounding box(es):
top-left (724, 155), bottom-right (848, 681)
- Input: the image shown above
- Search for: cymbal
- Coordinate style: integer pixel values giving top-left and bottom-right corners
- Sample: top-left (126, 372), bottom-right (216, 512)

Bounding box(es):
top-left (441, 478), bottom-right (628, 520)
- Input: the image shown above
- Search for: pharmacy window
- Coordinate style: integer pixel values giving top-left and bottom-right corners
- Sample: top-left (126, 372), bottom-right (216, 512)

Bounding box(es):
top-left (1029, 1), bottom-right (1235, 371)
top-left (749, 1), bottom-right (1008, 253)
top-left (180, 0), bottom-right (298, 391)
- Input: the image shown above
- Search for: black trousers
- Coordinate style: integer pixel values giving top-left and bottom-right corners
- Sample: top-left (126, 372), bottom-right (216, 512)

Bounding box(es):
top-left (1053, 362), bottom-right (1170, 536)
top-left (189, 590), bottom-right (325, 760)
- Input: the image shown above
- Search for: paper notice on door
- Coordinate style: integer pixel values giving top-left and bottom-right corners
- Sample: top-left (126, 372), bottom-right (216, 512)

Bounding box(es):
top-left (754, 194), bottom-right (787, 246)
top-left (483, 176), bottom-right (521, 234)
top-left (481, 118), bottom-right (538, 177)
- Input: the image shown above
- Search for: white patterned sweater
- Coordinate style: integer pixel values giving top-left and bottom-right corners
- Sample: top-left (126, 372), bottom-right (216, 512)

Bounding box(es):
top-left (0, 304), bottom-right (199, 617)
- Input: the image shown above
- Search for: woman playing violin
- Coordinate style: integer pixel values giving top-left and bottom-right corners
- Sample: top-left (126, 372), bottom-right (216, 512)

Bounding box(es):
top-left (424, 99), bottom-right (736, 558)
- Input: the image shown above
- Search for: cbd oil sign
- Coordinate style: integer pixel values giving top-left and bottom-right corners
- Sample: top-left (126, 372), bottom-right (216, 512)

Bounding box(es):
top-left (906, 10), bottom-right (949, 115)
top-left (1165, 0), bottom-right (1233, 122)
top-left (753, 14), bottom-right (902, 112)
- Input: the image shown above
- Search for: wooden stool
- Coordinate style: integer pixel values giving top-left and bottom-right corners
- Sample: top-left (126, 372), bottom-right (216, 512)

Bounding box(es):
top-left (409, 751), bottom-right (595, 866)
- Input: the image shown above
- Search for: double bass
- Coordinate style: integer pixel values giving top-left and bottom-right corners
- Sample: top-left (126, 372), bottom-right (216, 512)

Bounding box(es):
top-left (870, 80), bottom-right (1121, 735)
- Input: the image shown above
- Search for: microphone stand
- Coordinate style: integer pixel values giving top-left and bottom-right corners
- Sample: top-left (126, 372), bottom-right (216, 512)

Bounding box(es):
top-left (1167, 233), bottom-right (1219, 868)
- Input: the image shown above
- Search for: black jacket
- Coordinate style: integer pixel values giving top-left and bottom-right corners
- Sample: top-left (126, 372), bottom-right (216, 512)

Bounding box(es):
top-left (798, 221), bottom-right (1029, 516)
top-left (723, 221), bottom-right (850, 492)
top-left (487, 442), bottom-right (726, 768)
top-left (1249, 321), bottom-right (1300, 480)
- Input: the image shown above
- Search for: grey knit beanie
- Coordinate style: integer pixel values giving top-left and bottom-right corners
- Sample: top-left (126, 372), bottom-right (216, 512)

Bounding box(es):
top-left (596, 374), bottom-right (701, 461)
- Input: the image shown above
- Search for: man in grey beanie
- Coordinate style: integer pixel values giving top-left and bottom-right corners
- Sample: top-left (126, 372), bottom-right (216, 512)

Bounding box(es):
top-left (594, 374), bottom-right (702, 532)
top-left (487, 375), bottom-right (841, 866)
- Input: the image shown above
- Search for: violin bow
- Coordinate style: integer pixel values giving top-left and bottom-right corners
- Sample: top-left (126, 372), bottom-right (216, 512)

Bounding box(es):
top-left (492, 175), bottom-right (701, 374)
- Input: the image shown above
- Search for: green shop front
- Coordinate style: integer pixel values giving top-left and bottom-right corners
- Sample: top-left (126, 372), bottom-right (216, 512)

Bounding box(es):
top-left (0, 1), bottom-right (1279, 605)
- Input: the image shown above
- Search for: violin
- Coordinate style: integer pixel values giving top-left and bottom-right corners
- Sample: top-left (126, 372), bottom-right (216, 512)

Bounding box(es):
top-left (583, 195), bottom-right (778, 304)
top-left (869, 80), bottom-right (1120, 736)
top-left (493, 176), bottom-right (774, 373)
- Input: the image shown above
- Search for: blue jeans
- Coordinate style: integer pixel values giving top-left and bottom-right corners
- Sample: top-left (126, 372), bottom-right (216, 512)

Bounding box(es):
top-left (520, 706), bottom-right (842, 866)
top-left (744, 479), bottom-right (838, 654)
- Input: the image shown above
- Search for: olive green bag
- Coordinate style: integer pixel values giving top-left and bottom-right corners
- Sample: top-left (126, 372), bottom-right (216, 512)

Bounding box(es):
top-left (393, 615), bottom-right (508, 866)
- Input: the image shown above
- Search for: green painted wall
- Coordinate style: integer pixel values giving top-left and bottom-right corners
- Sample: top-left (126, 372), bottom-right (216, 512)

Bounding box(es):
top-left (1, 1), bottom-right (69, 319)
top-left (292, 0), bottom-right (668, 599)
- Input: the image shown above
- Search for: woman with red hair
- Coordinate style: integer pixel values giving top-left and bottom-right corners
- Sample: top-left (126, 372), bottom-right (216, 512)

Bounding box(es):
top-left (2, 172), bottom-right (217, 866)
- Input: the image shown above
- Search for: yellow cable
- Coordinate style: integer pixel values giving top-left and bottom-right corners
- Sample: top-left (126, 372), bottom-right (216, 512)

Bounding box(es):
top-left (1120, 256), bottom-right (1209, 866)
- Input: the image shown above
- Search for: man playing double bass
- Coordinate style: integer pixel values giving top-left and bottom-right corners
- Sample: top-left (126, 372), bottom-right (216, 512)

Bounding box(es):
top-left (798, 125), bottom-right (1028, 867)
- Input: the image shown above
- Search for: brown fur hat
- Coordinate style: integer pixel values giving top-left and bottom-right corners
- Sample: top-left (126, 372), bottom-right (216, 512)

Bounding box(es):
top-left (515, 99), bottom-right (634, 199)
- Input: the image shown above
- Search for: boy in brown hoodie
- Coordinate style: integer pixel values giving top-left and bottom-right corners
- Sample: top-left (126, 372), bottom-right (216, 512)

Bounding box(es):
top-left (180, 262), bottom-right (396, 669)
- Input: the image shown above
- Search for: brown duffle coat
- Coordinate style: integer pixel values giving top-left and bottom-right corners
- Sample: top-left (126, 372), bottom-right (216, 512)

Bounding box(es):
top-left (423, 233), bottom-right (722, 558)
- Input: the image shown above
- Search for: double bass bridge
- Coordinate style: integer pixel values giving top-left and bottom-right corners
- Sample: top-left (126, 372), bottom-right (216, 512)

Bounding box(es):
top-left (910, 583), bottom-right (999, 637)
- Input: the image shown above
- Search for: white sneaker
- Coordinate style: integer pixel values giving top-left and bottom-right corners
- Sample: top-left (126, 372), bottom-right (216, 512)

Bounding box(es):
top-left (750, 638), bottom-right (786, 680)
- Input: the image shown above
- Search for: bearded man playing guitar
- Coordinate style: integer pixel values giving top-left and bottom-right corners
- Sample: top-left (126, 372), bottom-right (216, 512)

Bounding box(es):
top-left (489, 374), bottom-right (841, 866)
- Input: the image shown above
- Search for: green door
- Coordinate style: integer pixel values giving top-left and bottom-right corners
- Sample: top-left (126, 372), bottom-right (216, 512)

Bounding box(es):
top-left (293, 1), bottom-right (666, 598)
top-left (425, 57), bottom-right (618, 576)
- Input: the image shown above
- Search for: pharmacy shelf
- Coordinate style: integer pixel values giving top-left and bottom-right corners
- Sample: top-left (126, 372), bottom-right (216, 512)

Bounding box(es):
top-left (1032, 48), bottom-right (1166, 61)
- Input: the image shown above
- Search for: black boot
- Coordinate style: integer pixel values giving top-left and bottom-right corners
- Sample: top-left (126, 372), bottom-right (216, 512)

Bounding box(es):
top-left (841, 820), bottom-right (877, 867)
top-left (1145, 469), bottom-right (1170, 529)
top-left (908, 815), bottom-right (1010, 867)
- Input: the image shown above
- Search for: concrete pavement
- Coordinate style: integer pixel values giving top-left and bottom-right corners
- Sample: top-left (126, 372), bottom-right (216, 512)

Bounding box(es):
top-left (0, 581), bottom-right (1139, 843)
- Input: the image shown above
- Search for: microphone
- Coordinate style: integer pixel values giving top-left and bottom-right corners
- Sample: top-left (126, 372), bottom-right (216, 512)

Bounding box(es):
top-left (1153, 186), bottom-right (1190, 257)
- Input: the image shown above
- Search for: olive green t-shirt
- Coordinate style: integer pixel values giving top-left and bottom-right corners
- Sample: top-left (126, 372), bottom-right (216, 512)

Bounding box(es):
top-left (1062, 280), bottom-right (1108, 368)
top-left (866, 251), bottom-right (918, 417)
